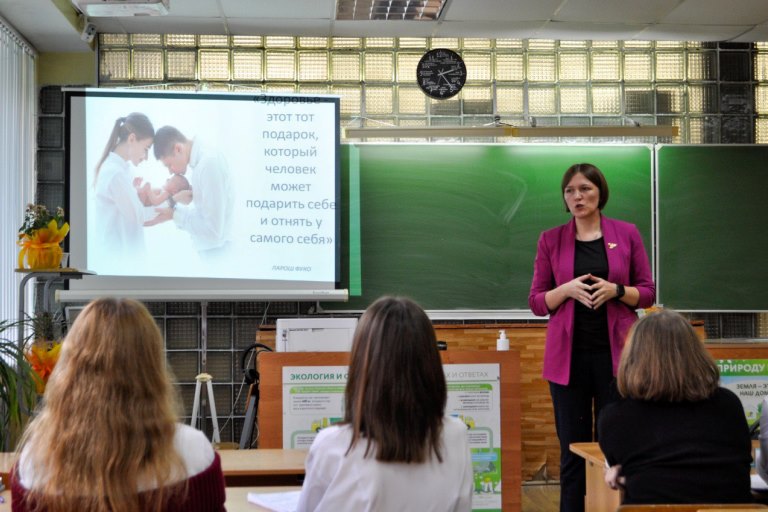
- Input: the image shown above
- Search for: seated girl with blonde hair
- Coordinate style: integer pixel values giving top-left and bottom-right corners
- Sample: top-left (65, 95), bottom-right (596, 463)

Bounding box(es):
top-left (11, 298), bottom-right (225, 512)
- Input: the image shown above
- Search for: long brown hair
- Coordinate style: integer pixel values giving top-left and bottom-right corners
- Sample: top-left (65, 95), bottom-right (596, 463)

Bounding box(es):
top-left (344, 296), bottom-right (447, 463)
top-left (18, 298), bottom-right (185, 512)
top-left (94, 113), bottom-right (154, 181)
top-left (617, 309), bottom-right (719, 402)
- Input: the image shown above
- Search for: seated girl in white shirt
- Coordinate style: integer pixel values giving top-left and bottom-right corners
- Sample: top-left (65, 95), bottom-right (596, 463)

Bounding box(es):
top-left (297, 296), bottom-right (474, 512)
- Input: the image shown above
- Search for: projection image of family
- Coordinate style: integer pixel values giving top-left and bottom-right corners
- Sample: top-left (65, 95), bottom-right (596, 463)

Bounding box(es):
top-left (92, 112), bottom-right (234, 275)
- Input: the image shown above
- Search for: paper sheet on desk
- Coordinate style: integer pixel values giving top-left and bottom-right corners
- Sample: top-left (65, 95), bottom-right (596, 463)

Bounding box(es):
top-left (247, 490), bottom-right (300, 512)
top-left (751, 474), bottom-right (768, 491)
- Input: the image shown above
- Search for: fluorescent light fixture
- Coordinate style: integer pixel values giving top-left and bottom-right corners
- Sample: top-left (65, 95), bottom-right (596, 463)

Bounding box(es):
top-left (336, 0), bottom-right (447, 20)
top-left (343, 125), bottom-right (679, 139)
top-left (72, 0), bottom-right (170, 17)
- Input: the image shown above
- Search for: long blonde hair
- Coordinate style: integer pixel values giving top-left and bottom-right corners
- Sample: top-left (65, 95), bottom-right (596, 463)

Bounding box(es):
top-left (18, 298), bottom-right (185, 512)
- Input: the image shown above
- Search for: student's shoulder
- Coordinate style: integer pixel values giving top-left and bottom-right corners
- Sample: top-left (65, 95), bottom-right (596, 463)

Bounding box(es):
top-left (174, 424), bottom-right (216, 476)
top-left (306, 425), bottom-right (355, 469)
top-left (311, 424), bottom-right (351, 448)
top-left (599, 399), bottom-right (642, 425)
top-left (444, 416), bottom-right (470, 436)
top-left (713, 386), bottom-right (746, 409)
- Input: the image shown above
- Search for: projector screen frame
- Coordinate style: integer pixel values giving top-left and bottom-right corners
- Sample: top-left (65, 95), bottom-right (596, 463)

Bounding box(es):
top-left (63, 88), bottom-right (345, 301)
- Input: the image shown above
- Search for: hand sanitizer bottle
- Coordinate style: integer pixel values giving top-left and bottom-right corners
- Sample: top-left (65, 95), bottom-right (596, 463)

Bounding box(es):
top-left (496, 329), bottom-right (509, 351)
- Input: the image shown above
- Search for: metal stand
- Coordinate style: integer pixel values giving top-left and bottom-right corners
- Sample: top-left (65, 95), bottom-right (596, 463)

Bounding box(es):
top-left (237, 342), bottom-right (271, 449)
top-left (239, 381), bottom-right (260, 449)
top-left (190, 372), bottom-right (221, 444)
top-left (15, 269), bottom-right (93, 423)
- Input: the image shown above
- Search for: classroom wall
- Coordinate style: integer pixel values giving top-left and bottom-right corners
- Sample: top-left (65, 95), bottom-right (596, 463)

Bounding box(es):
top-left (37, 52), bottom-right (95, 87)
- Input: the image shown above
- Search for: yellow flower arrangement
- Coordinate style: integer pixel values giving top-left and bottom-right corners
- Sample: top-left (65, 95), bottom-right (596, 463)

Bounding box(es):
top-left (17, 204), bottom-right (70, 269)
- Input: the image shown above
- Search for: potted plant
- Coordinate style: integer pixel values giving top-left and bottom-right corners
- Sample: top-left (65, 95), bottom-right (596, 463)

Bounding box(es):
top-left (0, 319), bottom-right (41, 449)
top-left (17, 204), bottom-right (69, 270)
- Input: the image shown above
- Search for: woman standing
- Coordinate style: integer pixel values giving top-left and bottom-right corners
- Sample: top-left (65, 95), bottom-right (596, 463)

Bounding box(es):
top-left (599, 309), bottom-right (751, 505)
top-left (528, 163), bottom-right (655, 512)
top-left (297, 296), bottom-right (474, 512)
top-left (93, 113), bottom-right (155, 268)
top-left (11, 298), bottom-right (226, 512)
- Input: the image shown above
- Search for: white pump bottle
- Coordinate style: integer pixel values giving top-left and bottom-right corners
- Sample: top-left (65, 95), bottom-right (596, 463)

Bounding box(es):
top-left (496, 329), bottom-right (509, 351)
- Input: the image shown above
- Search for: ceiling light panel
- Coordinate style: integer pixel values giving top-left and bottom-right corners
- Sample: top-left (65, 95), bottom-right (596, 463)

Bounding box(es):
top-left (336, 0), bottom-right (448, 21)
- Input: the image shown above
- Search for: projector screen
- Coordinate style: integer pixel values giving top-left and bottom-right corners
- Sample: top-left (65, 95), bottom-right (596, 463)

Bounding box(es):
top-left (64, 88), bottom-right (344, 300)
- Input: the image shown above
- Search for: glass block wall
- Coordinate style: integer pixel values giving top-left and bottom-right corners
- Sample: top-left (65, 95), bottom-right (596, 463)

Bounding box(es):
top-left (753, 42), bottom-right (768, 142)
top-left (33, 36), bottom-right (768, 443)
top-left (96, 35), bottom-right (758, 144)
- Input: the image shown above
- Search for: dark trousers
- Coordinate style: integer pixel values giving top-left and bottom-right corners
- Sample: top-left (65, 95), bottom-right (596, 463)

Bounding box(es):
top-left (549, 349), bottom-right (618, 512)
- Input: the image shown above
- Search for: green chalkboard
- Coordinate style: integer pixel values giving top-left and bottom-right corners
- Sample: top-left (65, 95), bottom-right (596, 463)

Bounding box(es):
top-left (329, 144), bottom-right (652, 311)
top-left (657, 145), bottom-right (768, 311)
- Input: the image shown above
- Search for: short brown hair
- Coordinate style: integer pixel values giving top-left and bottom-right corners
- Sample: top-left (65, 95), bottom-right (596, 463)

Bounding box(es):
top-left (153, 125), bottom-right (188, 159)
top-left (561, 163), bottom-right (610, 212)
top-left (617, 309), bottom-right (719, 402)
top-left (344, 296), bottom-right (447, 463)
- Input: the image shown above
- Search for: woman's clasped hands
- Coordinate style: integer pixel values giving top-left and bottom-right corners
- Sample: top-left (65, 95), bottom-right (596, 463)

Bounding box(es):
top-left (563, 274), bottom-right (619, 309)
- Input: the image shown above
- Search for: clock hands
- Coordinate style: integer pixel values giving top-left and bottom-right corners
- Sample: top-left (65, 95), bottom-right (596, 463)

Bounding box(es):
top-left (437, 66), bottom-right (461, 77)
top-left (437, 67), bottom-right (462, 89)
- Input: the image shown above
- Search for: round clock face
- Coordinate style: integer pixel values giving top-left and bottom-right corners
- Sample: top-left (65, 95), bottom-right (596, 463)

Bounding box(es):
top-left (417, 49), bottom-right (467, 100)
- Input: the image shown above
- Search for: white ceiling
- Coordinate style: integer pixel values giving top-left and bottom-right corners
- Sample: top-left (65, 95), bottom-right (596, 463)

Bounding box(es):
top-left (3, 0), bottom-right (768, 53)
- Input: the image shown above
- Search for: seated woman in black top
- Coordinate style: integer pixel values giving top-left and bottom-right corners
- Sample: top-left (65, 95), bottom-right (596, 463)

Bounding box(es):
top-left (598, 309), bottom-right (752, 505)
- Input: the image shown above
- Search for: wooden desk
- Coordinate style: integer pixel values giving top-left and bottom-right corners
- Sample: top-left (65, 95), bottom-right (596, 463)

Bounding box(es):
top-left (570, 442), bottom-right (620, 512)
top-left (218, 449), bottom-right (307, 486)
top-left (0, 453), bottom-right (16, 485)
top-left (0, 449), bottom-right (306, 488)
top-left (571, 441), bottom-right (762, 512)
top-left (225, 486), bottom-right (302, 512)
top-left (0, 487), bottom-right (301, 511)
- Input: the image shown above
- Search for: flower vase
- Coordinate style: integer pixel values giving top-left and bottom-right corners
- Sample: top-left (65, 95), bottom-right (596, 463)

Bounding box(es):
top-left (17, 220), bottom-right (69, 270)
top-left (19, 243), bottom-right (63, 269)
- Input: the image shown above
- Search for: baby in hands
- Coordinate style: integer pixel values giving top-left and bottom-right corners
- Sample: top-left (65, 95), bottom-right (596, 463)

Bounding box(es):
top-left (135, 174), bottom-right (191, 207)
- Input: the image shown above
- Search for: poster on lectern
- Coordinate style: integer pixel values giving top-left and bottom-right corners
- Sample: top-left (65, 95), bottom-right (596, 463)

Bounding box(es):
top-left (717, 358), bottom-right (768, 427)
top-left (281, 364), bottom-right (503, 512)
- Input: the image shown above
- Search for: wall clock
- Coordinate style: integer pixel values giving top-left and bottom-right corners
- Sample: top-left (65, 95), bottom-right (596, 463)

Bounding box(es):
top-left (417, 48), bottom-right (467, 100)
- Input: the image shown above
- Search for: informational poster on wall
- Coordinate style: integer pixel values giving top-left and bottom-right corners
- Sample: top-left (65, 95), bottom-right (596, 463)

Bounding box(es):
top-left (282, 363), bottom-right (503, 512)
top-left (717, 359), bottom-right (768, 426)
top-left (446, 364), bottom-right (502, 512)
top-left (282, 365), bottom-right (348, 449)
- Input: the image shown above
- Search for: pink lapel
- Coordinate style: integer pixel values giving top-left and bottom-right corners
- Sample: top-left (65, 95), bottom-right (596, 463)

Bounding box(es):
top-left (558, 217), bottom-right (577, 283)
top-left (601, 216), bottom-right (622, 284)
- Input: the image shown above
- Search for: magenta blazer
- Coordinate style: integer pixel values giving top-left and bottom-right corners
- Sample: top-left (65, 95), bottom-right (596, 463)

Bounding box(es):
top-left (528, 215), bottom-right (656, 385)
